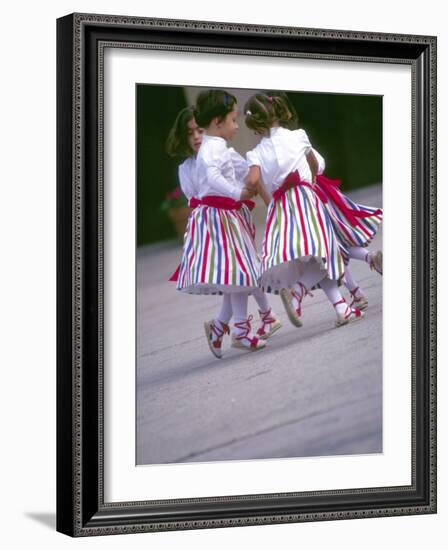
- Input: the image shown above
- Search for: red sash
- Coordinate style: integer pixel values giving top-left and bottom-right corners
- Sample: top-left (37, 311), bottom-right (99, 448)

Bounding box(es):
top-left (315, 175), bottom-right (382, 228)
top-left (272, 171), bottom-right (381, 229)
top-left (272, 171), bottom-right (328, 204)
top-left (198, 195), bottom-right (255, 211)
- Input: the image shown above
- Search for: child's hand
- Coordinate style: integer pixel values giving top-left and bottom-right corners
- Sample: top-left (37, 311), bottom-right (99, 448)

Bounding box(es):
top-left (245, 179), bottom-right (258, 193)
top-left (240, 186), bottom-right (256, 200)
top-left (244, 175), bottom-right (258, 189)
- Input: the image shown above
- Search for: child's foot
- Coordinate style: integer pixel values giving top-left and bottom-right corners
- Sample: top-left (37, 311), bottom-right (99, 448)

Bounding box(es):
top-left (368, 250), bottom-right (383, 275)
top-left (280, 283), bottom-right (311, 327)
top-left (256, 308), bottom-right (282, 340)
top-left (349, 286), bottom-right (369, 311)
top-left (204, 319), bottom-right (230, 359)
top-left (333, 299), bottom-right (365, 328)
top-left (231, 316), bottom-right (267, 351)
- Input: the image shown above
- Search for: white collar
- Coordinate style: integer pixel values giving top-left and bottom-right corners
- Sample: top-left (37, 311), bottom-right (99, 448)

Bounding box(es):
top-left (269, 126), bottom-right (284, 137)
top-left (203, 134), bottom-right (227, 144)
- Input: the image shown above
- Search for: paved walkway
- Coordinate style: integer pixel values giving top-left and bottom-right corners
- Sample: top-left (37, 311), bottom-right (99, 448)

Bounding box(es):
top-left (137, 184), bottom-right (383, 465)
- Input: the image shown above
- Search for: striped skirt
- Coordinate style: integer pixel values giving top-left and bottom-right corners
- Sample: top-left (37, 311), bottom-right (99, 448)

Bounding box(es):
top-left (317, 177), bottom-right (383, 248)
top-left (176, 204), bottom-right (259, 294)
top-left (259, 185), bottom-right (348, 291)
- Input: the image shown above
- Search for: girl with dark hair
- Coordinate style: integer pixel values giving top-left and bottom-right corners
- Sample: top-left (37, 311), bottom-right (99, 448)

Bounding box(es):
top-left (173, 91), bottom-right (280, 357)
top-left (244, 92), bottom-right (365, 328)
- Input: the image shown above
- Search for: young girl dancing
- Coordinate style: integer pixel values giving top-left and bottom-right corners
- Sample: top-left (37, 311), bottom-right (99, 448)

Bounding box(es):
top-left (310, 147), bottom-right (382, 311)
top-left (172, 94), bottom-right (280, 357)
top-left (167, 106), bottom-right (281, 356)
top-left (263, 91), bottom-right (383, 313)
top-left (244, 92), bottom-right (364, 328)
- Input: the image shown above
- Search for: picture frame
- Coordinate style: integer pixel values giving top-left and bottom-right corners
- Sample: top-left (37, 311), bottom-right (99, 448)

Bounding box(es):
top-left (56, 12), bottom-right (437, 537)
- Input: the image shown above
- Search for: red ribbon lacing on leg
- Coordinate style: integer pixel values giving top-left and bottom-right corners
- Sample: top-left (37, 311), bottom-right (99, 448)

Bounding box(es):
top-left (256, 308), bottom-right (275, 337)
top-left (291, 283), bottom-right (313, 317)
top-left (209, 321), bottom-right (230, 349)
top-left (234, 315), bottom-right (260, 349)
top-left (333, 298), bottom-right (362, 320)
top-left (348, 286), bottom-right (361, 308)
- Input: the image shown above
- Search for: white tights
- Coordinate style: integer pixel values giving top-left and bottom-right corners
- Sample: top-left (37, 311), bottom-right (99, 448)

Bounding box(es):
top-left (217, 289), bottom-right (272, 325)
top-left (347, 246), bottom-right (370, 263)
top-left (292, 262), bottom-right (349, 316)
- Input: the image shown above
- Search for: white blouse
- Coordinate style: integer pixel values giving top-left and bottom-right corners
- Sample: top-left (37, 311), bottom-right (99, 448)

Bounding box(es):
top-left (314, 148), bottom-right (326, 175)
top-left (195, 134), bottom-right (247, 201)
top-left (178, 157), bottom-right (198, 201)
top-left (246, 127), bottom-right (317, 194)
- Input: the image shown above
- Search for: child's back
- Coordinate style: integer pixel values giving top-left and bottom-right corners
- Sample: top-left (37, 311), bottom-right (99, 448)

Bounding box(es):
top-left (247, 126), bottom-right (314, 194)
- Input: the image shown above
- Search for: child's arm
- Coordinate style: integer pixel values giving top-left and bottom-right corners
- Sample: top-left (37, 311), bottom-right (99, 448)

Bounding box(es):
top-left (245, 165), bottom-right (260, 188)
top-left (244, 165), bottom-right (272, 206)
top-left (306, 149), bottom-right (319, 184)
top-left (257, 179), bottom-right (272, 207)
top-left (205, 165), bottom-right (243, 200)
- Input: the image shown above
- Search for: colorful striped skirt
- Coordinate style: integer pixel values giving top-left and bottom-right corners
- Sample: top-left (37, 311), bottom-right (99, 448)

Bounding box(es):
top-left (176, 202), bottom-right (260, 294)
top-left (259, 183), bottom-right (348, 291)
top-left (316, 175), bottom-right (383, 248)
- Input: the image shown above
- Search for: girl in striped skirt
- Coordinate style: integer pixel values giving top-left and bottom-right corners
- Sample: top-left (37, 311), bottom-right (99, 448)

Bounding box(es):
top-left (244, 92), bottom-right (364, 327)
top-left (173, 93), bottom-right (280, 356)
top-left (263, 91), bottom-right (383, 313)
top-left (309, 147), bottom-right (383, 311)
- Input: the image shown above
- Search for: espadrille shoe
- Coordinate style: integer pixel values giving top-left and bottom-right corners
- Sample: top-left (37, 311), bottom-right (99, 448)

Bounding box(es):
top-left (256, 308), bottom-right (282, 340)
top-left (333, 299), bottom-right (365, 328)
top-left (280, 283), bottom-right (312, 327)
top-left (369, 250), bottom-right (383, 275)
top-left (204, 320), bottom-right (230, 359)
top-left (349, 287), bottom-right (369, 311)
top-left (231, 316), bottom-right (266, 351)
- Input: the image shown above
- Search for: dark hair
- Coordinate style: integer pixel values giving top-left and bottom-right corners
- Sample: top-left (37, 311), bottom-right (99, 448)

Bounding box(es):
top-left (265, 90), bottom-right (299, 129)
top-left (244, 92), bottom-right (294, 134)
top-left (166, 107), bottom-right (197, 157)
top-left (193, 89), bottom-right (237, 128)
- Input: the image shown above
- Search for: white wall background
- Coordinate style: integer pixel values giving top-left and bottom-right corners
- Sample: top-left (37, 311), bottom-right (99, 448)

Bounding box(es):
top-left (0, 1), bottom-right (444, 548)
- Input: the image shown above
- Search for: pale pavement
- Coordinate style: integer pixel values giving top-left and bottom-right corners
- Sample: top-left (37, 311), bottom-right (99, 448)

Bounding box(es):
top-left (136, 184), bottom-right (383, 465)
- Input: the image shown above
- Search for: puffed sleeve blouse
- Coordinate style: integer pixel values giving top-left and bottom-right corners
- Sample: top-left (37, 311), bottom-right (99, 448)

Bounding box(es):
top-left (177, 157), bottom-right (198, 201)
top-left (195, 135), bottom-right (244, 201)
top-left (313, 148), bottom-right (326, 175)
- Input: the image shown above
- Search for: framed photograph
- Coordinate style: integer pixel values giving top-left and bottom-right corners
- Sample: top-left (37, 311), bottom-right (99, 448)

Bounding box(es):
top-left (57, 13), bottom-right (437, 536)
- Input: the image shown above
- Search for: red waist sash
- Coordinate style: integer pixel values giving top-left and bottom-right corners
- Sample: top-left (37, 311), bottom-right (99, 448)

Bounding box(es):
top-left (272, 170), bottom-right (328, 204)
top-left (190, 195), bottom-right (255, 211)
top-left (272, 171), bottom-right (381, 229)
top-left (315, 175), bottom-right (382, 228)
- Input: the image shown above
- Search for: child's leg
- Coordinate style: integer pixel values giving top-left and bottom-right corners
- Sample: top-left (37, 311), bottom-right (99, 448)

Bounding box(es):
top-left (251, 288), bottom-right (270, 313)
top-left (231, 292), bottom-right (266, 351)
top-left (231, 292), bottom-right (249, 328)
top-left (251, 288), bottom-right (282, 340)
top-left (319, 276), bottom-right (365, 327)
top-left (216, 294), bottom-right (232, 325)
top-left (344, 265), bottom-right (368, 310)
top-left (347, 246), bottom-right (382, 275)
top-left (347, 246), bottom-right (369, 262)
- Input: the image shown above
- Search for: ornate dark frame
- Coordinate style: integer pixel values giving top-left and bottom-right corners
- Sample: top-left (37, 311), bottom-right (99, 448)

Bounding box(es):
top-left (56, 13), bottom-right (437, 537)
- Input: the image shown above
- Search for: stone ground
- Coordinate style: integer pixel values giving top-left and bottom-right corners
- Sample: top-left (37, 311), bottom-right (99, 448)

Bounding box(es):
top-left (136, 184), bottom-right (383, 465)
